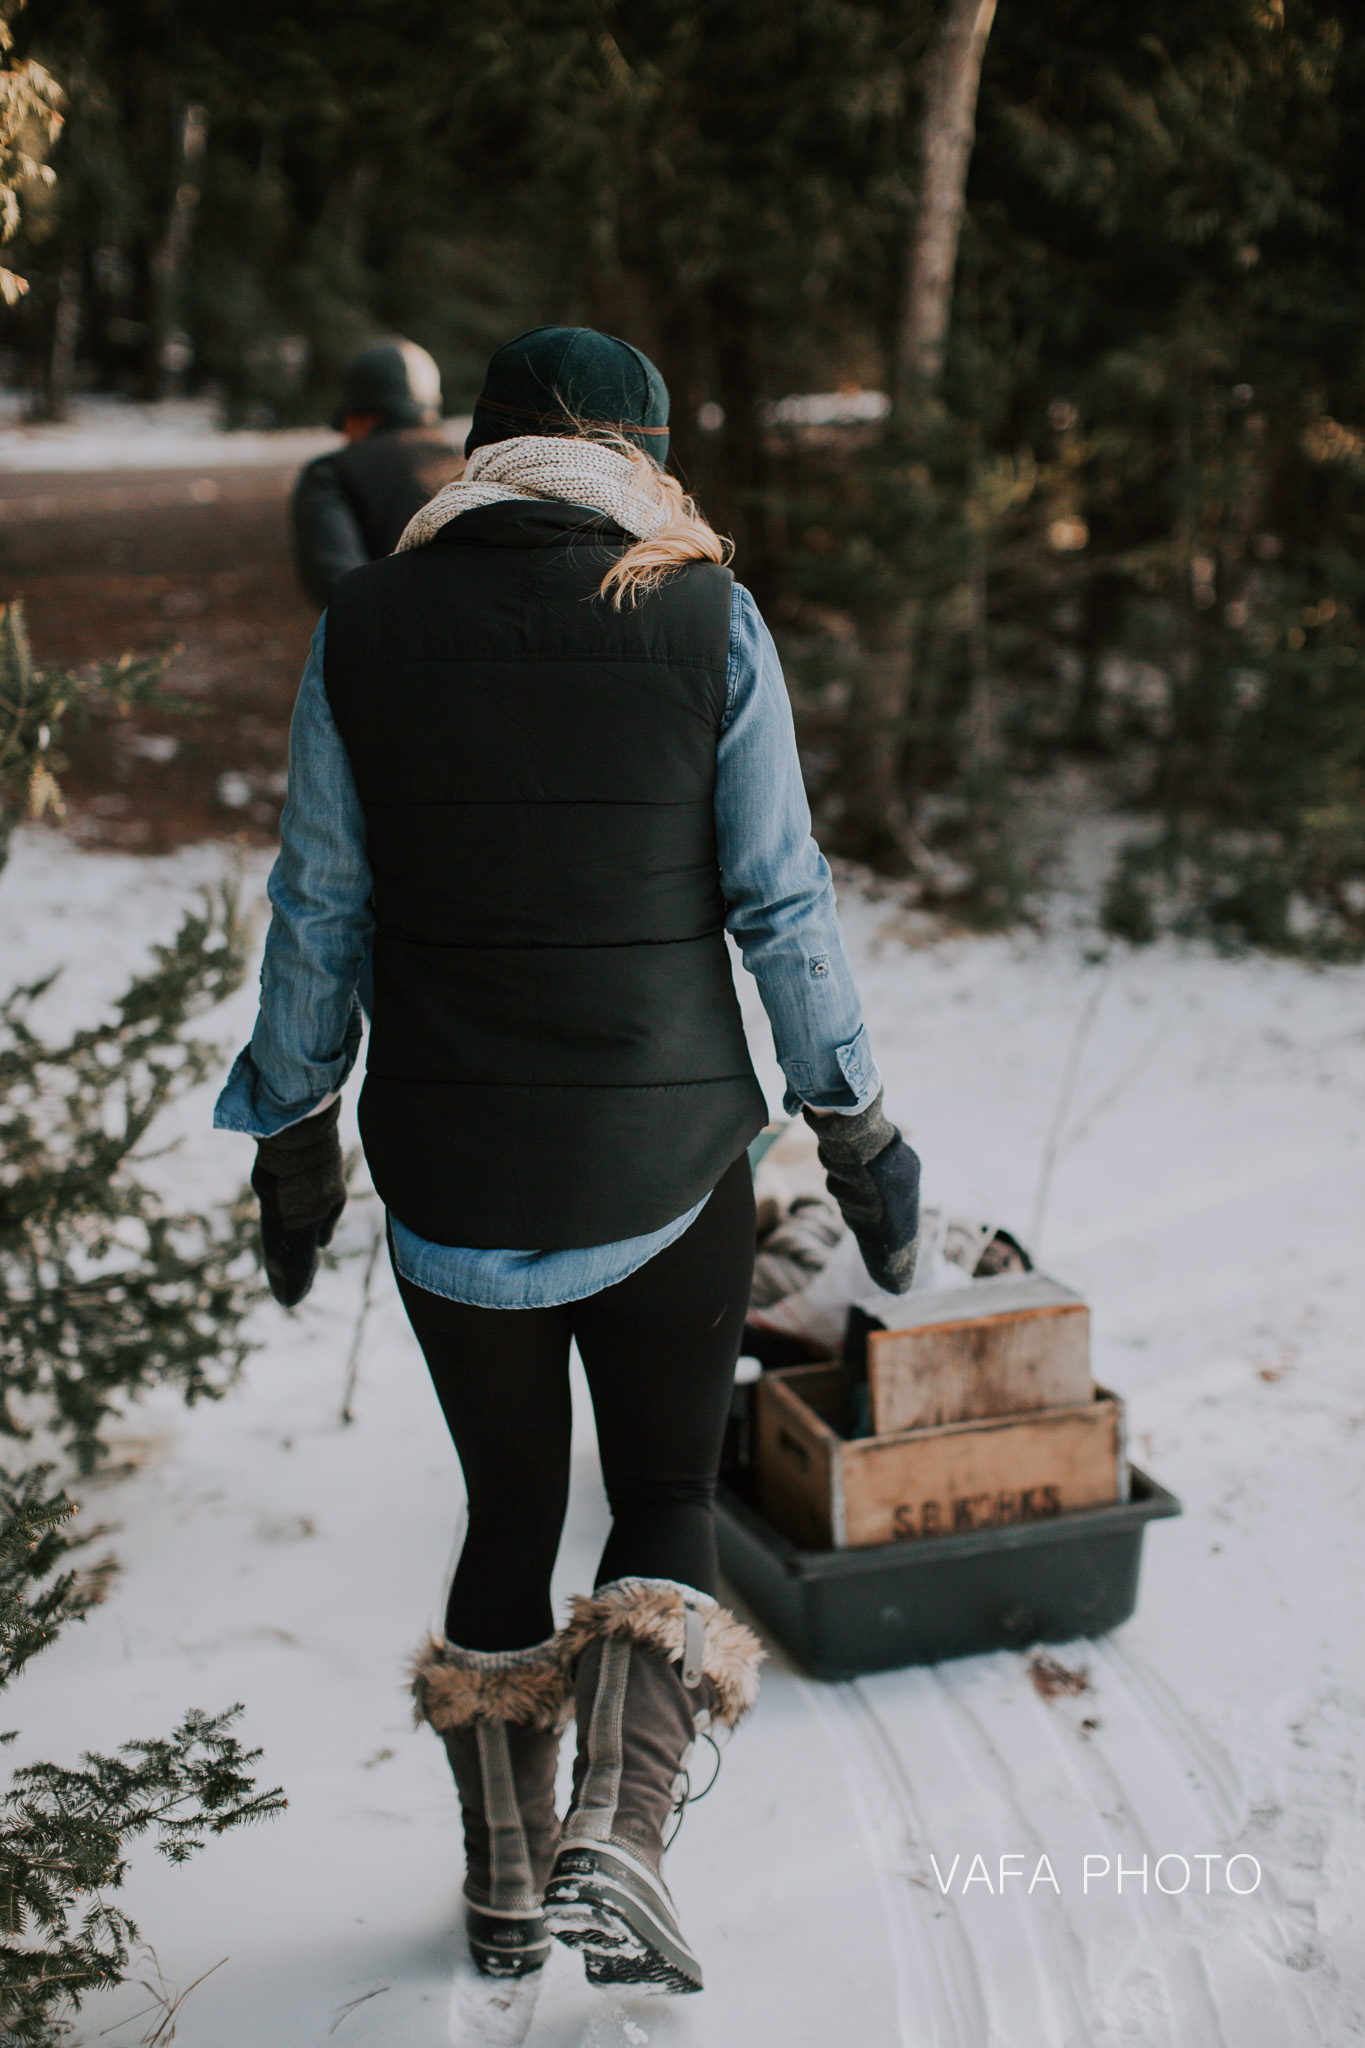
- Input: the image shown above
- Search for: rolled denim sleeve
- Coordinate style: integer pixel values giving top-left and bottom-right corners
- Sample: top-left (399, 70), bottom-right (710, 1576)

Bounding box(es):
top-left (716, 585), bottom-right (881, 1116)
top-left (213, 617), bottom-right (373, 1137)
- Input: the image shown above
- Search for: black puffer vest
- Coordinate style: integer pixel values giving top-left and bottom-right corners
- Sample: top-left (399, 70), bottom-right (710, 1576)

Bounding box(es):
top-left (323, 500), bottom-right (768, 1248)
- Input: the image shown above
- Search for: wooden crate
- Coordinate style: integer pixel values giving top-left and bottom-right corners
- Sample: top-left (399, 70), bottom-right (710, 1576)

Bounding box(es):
top-left (864, 1275), bottom-right (1091, 1435)
top-left (756, 1363), bottom-right (1126, 1551)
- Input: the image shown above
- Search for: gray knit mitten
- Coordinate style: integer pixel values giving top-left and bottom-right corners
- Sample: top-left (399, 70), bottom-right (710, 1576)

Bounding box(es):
top-left (803, 1089), bottom-right (921, 1295)
top-left (251, 1098), bottom-right (346, 1307)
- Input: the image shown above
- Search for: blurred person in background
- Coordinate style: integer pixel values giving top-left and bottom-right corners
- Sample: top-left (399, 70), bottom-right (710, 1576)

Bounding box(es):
top-left (219, 326), bottom-right (920, 1995)
top-left (291, 336), bottom-right (463, 606)
top-left (292, 336), bottom-right (461, 1012)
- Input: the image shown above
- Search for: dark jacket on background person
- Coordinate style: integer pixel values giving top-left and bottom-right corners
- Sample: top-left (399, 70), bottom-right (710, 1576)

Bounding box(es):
top-left (291, 426), bottom-right (463, 608)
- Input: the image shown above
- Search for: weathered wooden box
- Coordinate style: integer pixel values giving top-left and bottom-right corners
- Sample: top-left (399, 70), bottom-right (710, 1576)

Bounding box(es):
top-left (863, 1274), bottom-right (1091, 1435)
top-left (756, 1361), bottom-right (1126, 1551)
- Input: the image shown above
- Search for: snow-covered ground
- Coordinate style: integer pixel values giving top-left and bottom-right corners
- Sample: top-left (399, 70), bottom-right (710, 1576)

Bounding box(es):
top-left (0, 393), bottom-right (471, 471)
top-left (5, 826), bottom-right (1363, 2047)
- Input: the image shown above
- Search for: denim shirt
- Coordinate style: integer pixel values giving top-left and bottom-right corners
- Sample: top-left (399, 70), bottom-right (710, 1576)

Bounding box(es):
top-left (215, 580), bottom-right (880, 1306)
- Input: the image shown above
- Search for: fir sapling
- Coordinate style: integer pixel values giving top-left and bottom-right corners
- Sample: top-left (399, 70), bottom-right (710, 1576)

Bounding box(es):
top-left (0, 601), bottom-right (190, 881)
top-left (0, 1467), bottom-right (285, 2047)
top-left (0, 844), bottom-right (282, 2046)
top-left (0, 42), bottom-right (284, 2032)
top-left (0, 884), bottom-right (264, 1473)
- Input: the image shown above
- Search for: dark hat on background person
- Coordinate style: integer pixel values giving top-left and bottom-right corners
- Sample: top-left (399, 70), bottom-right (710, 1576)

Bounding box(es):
top-left (466, 326), bottom-right (670, 467)
top-left (332, 337), bottom-right (443, 429)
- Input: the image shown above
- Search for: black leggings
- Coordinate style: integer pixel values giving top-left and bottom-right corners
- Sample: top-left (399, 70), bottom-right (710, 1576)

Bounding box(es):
top-left (393, 1153), bottom-right (756, 1652)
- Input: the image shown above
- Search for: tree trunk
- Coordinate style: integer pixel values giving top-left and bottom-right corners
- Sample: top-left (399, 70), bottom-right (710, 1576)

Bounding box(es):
top-left (44, 253), bottom-right (82, 422)
top-left (1069, 570), bottom-right (1128, 755)
top-left (835, 608), bottom-right (921, 868)
top-left (834, 0), bottom-right (999, 865)
top-left (706, 282), bottom-right (776, 606)
top-left (895, 0), bottom-right (998, 399)
top-left (148, 104), bottom-right (207, 399)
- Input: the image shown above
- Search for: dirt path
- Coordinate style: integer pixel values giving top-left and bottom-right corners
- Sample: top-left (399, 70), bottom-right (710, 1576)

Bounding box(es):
top-left (0, 464), bottom-right (317, 853)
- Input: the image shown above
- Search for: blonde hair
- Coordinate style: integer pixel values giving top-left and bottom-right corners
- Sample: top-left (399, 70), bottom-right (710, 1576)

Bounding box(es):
top-left (577, 431), bottom-right (732, 608)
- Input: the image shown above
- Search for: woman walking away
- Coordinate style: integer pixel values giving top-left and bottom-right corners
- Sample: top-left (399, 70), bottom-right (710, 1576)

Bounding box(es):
top-left (215, 325), bottom-right (921, 1994)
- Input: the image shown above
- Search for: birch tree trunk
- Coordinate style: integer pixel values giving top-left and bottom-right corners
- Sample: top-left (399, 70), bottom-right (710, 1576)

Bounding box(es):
top-left (896, 0), bottom-right (998, 399)
top-left (836, 0), bottom-right (998, 864)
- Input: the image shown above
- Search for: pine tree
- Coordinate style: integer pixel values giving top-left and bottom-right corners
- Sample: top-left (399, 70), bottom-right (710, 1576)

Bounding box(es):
top-left (1, 599), bottom-right (265, 1472)
top-left (8, 1), bottom-right (1365, 945)
top-left (0, 41), bottom-right (283, 2041)
top-left (0, 815), bottom-right (280, 2042)
top-left (0, 1466), bottom-right (285, 2046)
top-left (0, 3), bottom-right (61, 314)
top-left (0, 883), bottom-right (262, 1473)
top-left (0, 600), bottom-right (179, 877)
top-left (968, 0), bottom-right (1365, 950)
top-left (0, 603), bottom-right (280, 2041)
top-left (0, 611), bottom-right (280, 2042)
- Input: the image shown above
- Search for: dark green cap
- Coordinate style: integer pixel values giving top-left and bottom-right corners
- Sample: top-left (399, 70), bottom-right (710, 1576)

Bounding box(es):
top-left (466, 325), bottom-right (669, 467)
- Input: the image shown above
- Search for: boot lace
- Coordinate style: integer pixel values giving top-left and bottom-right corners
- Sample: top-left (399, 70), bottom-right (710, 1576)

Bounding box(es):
top-left (662, 1728), bottom-right (724, 1849)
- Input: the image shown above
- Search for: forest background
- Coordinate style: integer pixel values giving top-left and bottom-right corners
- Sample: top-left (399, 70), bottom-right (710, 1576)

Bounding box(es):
top-left (6, 0), bottom-right (1365, 953)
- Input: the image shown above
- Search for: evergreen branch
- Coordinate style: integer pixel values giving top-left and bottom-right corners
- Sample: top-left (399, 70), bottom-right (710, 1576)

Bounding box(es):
top-left (0, 601), bottom-right (194, 870)
top-left (0, 1477), bottom-right (284, 2044)
top-left (0, 887), bottom-right (262, 1470)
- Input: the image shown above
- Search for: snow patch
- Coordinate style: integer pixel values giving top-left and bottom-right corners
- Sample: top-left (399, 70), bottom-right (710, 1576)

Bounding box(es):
top-left (2, 826), bottom-right (1360, 2044)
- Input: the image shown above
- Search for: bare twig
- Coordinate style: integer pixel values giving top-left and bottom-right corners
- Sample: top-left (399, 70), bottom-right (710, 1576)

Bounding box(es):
top-left (1029, 963), bottom-right (1113, 1256)
top-left (330, 1986), bottom-right (390, 2034)
top-left (1061, 1015), bottom-right (1171, 1155)
top-left (340, 1218), bottom-right (384, 1425)
top-left (97, 1950), bottom-right (227, 2044)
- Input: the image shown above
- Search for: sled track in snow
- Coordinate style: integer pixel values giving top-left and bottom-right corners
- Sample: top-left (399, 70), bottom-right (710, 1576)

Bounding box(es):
top-left (802, 1677), bottom-right (985, 2048)
top-left (1039, 1638), bottom-right (1317, 2048)
top-left (805, 1645), bottom-right (1315, 2048)
top-left (923, 1653), bottom-right (1228, 2048)
top-left (1091, 1636), bottom-right (1243, 1837)
top-left (444, 1646), bottom-right (1315, 2047)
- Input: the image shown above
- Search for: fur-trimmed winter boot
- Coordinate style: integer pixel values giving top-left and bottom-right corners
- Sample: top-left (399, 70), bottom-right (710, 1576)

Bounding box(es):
top-left (411, 1636), bottom-right (571, 1977)
top-left (542, 1578), bottom-right (763, 1994)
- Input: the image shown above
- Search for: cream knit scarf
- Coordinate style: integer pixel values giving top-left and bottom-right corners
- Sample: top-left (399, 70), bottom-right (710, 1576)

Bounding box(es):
top-left (395, 434), bottom-right (670, 554)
